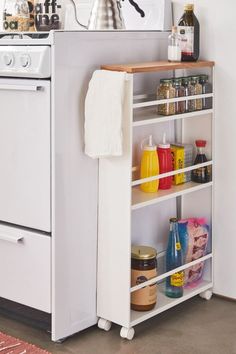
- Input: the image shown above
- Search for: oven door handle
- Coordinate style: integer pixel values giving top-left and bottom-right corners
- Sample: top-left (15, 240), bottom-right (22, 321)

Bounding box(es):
top-left (0, 233), bottom-right (24, 244)
top-left (0, 84), bottom-right (42, 92)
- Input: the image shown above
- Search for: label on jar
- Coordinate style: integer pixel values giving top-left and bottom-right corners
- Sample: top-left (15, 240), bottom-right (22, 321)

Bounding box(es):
top-left (170, 271), bottom-right (184, 287)
top-left (131, 268), bottom-right (157, 306)
top-left (178, 26), bottom-right (194, 56)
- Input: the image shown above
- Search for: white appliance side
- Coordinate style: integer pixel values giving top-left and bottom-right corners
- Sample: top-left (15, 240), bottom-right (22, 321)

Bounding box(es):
top-left (173, 0), bottom-right (236, 299)
top-left (51, 30), bottom-right (168, 341)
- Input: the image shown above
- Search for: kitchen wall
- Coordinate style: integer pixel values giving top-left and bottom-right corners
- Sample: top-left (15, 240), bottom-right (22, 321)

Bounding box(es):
top-left (173, 0), bottom-right (236, 299)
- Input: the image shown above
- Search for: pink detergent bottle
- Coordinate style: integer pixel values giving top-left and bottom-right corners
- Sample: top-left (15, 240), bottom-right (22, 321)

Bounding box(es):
top-left (158, 133), bottom-right (172, 190)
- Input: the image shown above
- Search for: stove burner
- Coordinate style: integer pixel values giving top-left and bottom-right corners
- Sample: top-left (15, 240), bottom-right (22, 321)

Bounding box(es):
top-left (0, 32), bottom-right (50, 40)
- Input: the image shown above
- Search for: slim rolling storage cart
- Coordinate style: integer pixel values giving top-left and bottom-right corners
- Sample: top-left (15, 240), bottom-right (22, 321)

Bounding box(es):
top-left (97, 61), bottom-right (215, 340)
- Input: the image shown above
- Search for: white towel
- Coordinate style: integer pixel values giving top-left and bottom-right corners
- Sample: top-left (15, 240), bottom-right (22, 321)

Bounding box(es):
top-left (84, 70), bottom-right (126, 158)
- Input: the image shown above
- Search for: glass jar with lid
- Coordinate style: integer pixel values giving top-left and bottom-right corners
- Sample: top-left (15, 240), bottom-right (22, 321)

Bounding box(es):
top-left (3, 0), bottom-right (30, 32)
top-left (199, 75), bottom-right (212, 109)
top-left (187, 76), bottom-right (197, 112)
top-left (131, 245), bottom-right (157, 311)
top-left (181, 77), bottom-right (189, 112)
top-left (189, 76), bottom-right (203, 111)
top-left (157, 79), bottom-right (176, 116)
top-left (172, 78), bottom-right (185, 114)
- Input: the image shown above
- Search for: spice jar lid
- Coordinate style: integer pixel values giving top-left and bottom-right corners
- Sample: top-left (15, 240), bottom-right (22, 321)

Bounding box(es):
top-left (191, 76), bottom-right (200, 81)
top-left (131, 246), bottom-right (157, 260)
top-left (184, 4), bottom-right (194, 11)
top-left (170, 217), bottom-right (178, 223)
top-left (199, 74), bottom-right (209, 81)
top-left (173, 78), bottom-right (182, 85)
top-left (160, 78), bottom-right (173, 84)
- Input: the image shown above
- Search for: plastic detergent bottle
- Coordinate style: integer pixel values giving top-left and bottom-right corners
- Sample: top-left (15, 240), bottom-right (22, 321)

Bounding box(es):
top-left (140, 135), bottom-right (159, 193)
top-left (166, 218), bottom-right (184, 298)
top-left (158, 133), bottom-right (172, 190)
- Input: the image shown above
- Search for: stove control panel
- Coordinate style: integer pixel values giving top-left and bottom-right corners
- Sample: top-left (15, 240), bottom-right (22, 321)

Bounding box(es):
top-left (0, 46), bottom-right (50, 78)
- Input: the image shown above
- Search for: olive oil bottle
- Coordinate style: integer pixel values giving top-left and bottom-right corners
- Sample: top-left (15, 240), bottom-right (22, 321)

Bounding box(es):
top-left (178, 4), bottom-right (200, 62)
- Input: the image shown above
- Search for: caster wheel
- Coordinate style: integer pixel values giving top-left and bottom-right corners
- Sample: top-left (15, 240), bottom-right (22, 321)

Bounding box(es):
top-left (199, 290), bottom-right (213, 301)
top-left (120, 327), bottom-right (135, 340)
top-left (98, 318), bottom-right (112, 331)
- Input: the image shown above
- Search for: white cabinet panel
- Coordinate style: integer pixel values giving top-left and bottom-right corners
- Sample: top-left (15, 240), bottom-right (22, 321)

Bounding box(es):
top-left (0, 224), bottom-right (51, 313)
top-left (0, 79), bottom-right (51, 232)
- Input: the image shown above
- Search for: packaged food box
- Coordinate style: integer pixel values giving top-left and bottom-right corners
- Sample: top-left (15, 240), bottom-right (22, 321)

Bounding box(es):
top-left (172, 143), bottom-right (193, 182)
top-left (171, 145), bottom-right (185, 185)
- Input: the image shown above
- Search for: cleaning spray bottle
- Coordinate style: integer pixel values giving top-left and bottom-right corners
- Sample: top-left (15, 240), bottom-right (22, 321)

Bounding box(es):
top-left (158, 133), bottom-right (172, 190)
top-left (140, 135), bottom-right (159, 193)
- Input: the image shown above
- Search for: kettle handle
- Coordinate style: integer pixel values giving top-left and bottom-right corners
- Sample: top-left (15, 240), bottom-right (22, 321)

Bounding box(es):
top-left (122, 0), bottom-right (145, 18)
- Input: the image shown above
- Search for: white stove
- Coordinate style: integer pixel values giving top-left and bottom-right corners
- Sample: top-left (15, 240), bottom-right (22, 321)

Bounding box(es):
top-left (0, 32), bottom-right (52, 78)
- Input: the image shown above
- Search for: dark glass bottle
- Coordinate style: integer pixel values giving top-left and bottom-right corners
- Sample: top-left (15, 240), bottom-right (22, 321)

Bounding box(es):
top-left (191, 140), bottom-right (211, 183)
top-left (178, 4), bottom-right (200, 62)
top-left (165, 218), bottom-right (184, 298)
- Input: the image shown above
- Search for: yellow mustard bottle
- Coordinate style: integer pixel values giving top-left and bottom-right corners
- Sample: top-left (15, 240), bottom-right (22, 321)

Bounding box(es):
top-left (140, 135), bottom-right (159, 193)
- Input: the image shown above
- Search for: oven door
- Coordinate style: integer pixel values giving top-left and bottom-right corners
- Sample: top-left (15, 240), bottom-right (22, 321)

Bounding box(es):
top-left (0, 78), bottom-right (51, 232)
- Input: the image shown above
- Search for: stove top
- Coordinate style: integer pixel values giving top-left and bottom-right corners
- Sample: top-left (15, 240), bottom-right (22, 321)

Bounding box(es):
top-left (0, 31), bottom-right (54, 45)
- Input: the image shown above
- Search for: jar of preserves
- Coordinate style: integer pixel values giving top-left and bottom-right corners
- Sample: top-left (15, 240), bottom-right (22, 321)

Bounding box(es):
top-left (199, 75), bottom-right (212, 109)
top-left (190, 76), bottom-right (203, 111)
top-left (131, 245), bottom-right (157, 311)
top-left (172, 78), bottom-right (185, 114)
top-left (187, 76), bottom-right (196, 112)
top-left (157, 79), bottom-right (176, 116)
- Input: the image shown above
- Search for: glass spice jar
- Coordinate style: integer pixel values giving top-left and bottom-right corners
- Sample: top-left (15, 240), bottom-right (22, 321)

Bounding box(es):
top-left (157, 79), bottom-right (176, 116)
top-left (190, 76), bottom-right (203, 111)
top-left (187, 76), bottom-right (197, 112)
top-left (181, 77), bottom-right (189, 112)
top-left (172, 78), bottom-right (185, 114)
top-left (131, 245), bottom-right (157, 311)
top-left (199, 75), bottom-right (212, 109)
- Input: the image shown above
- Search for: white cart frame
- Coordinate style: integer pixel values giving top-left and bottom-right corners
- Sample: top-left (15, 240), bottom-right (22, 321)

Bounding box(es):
top-left (97, 61), bottom-right (215, 340)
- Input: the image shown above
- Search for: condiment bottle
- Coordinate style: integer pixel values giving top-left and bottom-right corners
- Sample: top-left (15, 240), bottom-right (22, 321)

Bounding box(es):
top-left (168, 26), bottom-right (181, 62)
top-left (178, 4), bottom-right (200, 62)
top-left (191, 140), bottom-right (211, 183)
top-left (140, 135), bottom-right (159, 193)
top-left (131, 245), bottom-right (157, 311)
top-left (165, 218), bottom-right (184, 298)
top-left (158, 133), bottom-right (172, 190)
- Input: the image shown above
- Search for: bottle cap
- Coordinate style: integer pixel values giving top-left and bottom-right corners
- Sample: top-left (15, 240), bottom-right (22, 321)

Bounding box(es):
top-left (170, 217), bottom-right (178, 223)
top-left (184, 4), bottom-right (194, 11)
top-left (172, 26), bottom-right (178, 33)
top-left (158, 133), bottom-right (170, 149)
top-left (142, 135), bottom-right (157, 151)
top-left (195, 140), bottom-right (207, 147)
top-left (131, 245), bottom-right (157, 260)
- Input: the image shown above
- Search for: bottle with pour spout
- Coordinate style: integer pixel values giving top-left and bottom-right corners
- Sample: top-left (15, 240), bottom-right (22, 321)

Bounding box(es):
top-left (140, 135), bottom-right (159, 193)
top-left (158, 133), bottom-right (172, 190)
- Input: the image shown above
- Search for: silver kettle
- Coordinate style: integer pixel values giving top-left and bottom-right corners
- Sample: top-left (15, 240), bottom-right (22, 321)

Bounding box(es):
top-left (70, 0), bottom-right (145, 30)
top-left (88, 0), bottom-right (125, 30)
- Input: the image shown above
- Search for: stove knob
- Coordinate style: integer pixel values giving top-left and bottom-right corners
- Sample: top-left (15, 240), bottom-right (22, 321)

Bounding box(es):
top-left (20, 54), bottom-right (31, 68)
top-left (3, 53), bottom-right (14, 67)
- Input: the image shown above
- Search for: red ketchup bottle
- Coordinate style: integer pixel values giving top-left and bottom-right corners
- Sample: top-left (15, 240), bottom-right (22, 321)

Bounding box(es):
top-left (158, 134), bottom-right (172, 190)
